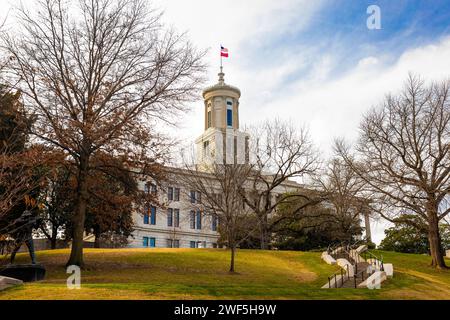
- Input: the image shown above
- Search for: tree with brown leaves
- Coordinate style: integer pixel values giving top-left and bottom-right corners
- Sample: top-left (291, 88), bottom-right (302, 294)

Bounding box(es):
top-left (1, 0), bottom-right (205, 266)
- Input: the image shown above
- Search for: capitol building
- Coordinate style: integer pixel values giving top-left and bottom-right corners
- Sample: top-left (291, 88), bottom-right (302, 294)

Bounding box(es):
top-left (128, 69), bottom-right (305, 248)
top-left (128, 69), bottom-right (373, 249)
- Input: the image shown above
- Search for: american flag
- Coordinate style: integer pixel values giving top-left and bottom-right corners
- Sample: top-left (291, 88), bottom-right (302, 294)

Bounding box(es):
top-left (220, 46), bottom-right (229, 58)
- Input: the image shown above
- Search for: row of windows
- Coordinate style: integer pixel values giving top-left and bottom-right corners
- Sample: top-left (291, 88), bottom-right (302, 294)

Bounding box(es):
top-left (142, 237), bottom-right (180, 248)
top-left (142, 237), bottom-right (217, 248)
top-left (143, 207), bottom-right (218, 231)
top-left (144, 183), bottom-right (197, 203)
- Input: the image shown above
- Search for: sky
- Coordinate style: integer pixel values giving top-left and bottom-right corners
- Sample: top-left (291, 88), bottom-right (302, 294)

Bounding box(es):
top-left (150, 0), bottom-right (450, 244)
top-left (3, 0), bottom-right (450, 244)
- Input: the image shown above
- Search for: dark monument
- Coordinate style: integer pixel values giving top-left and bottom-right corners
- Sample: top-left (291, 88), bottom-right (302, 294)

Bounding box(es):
top-left (0, 210), bottom-right (46, 282)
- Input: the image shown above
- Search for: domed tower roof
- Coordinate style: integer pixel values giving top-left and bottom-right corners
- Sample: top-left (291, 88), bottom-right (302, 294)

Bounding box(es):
top-left (202, 67), bottom-right (241, 99)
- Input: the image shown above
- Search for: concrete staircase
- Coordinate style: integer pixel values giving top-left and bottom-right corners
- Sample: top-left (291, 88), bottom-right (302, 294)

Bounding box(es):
top-left (321, 243), bottom-right (392, 289)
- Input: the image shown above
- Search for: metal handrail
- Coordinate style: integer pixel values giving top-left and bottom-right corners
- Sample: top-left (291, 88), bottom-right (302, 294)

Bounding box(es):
top-left (362, 250), bottom-right (384, 271)
top-left (327, 260), bottom-right (350, 288)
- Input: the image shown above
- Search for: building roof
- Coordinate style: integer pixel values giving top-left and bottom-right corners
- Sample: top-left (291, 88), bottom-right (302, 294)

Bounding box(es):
top-left (202, 68), bottom-right (241, 98)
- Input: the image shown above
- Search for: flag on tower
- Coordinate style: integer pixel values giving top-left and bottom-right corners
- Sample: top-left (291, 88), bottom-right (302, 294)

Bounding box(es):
top-left (220, 46), bottom-right (229, 58)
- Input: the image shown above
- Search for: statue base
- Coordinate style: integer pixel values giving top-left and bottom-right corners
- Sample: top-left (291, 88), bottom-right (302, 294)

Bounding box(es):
top-left (0, 264), bottom-right (46, 282)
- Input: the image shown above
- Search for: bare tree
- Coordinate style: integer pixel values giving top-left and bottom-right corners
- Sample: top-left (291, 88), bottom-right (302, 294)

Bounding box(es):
top-left (180, 163), bottom-right (255, 273)
top-left (241, 119), bottom-right (320, 249)
top-left (314, 158), bottom-right (368, 243)
top-left (336, 75), bottom-right (450, 269)
top-left (1, 0), bottom-right (205, 266)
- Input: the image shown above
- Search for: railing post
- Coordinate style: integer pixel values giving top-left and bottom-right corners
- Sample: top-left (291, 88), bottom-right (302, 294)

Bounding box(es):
top-left (354, 275), bottom-right (357, 288)
top-left (335, 274), bottom-right (337, 288)
top-left (341, 269), bottom-right (344, 287)
top-left (328, 276), bottom-right (331, 288)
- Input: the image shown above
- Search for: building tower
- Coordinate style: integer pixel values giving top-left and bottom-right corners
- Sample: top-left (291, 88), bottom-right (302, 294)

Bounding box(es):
top-left (195, 68), bottom-right (249, 167)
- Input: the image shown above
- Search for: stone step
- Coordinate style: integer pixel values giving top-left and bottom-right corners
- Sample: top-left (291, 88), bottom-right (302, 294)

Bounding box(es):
top-left (0, 275), bottom-right (23, 291)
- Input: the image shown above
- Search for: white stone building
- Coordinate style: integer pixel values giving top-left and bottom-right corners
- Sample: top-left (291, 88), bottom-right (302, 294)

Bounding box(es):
top-left (128, 68), bottom-right (300, 248)
top-left (128, 69), bottom-right (372, 249)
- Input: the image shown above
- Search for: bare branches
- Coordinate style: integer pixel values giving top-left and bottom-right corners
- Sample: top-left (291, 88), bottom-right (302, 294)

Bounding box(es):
top-left (1, 0), bottom-right (206, 160)
top-left (179, 163), bottom-right (255, 272)
top-left (241, 119), bottom-right (321, 248)
top-left (336, 74), bottom-right (450, 268)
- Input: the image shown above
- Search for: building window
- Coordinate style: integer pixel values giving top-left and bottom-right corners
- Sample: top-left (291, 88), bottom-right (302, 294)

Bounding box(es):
top-left (149, 237), bottom-right (156, 247)
top-left (211, 215), bottom-right (217, 231)
top-left (207, 110), bottom-right (211, 128)
top-left (174, 239), bottom-right (180, 248)
top-left (167, 208), bottom-right (173, 227)
top-left (196, 211), bottom-right (202, 230)
top-left (227, 109), bottom-right (232, 127)
top-left (216, 193), bottom-right (222, 206)
top-left (143, 208), bottom-right (149, 224)
top-left (174, 188), bottom-right (180, 201)
top-left (190, 210), bottom-right (195, 229)
top-left (145, 183), bottom-right (157, 195)
top-left (203, 140), bottom-right (209, 155)
top-left (174, 209), bottom-right (180, 227)
top-left (226, 100), bottom-right (233, 127)
top-left (150, 206), bottom-right (156, 225)
top-left (190, 190), bottom-right (201, 203)
top-left (168, 187), bottom-right (173, 201)
top-left (190, 241), bottom-right (196, 248)
top-left (143, 237), bottom-right (149, 247)
top-left (197, 241), bottom-right (206, 248)
top-left (167, 239), bottom-right (173, 248)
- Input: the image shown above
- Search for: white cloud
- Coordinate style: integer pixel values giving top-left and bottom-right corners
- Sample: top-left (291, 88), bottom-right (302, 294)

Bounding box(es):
top-left (259, 36), bottom-right (450, 155)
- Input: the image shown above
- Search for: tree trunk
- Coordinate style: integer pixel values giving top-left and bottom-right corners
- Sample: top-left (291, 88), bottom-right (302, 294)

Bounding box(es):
top-left (50, 225), bottom-right (58, 249)
top-left (427, 211), bottom-right (447, 269)
top-left (94, 230), bottom-right (100, 248)
top-left (50, 237), bottom-right (56, 250)
top-left (260, 214), bottom-right (269, 250)
top-left (66, 154), bottom-right (89, 267)
top-left (229, 245), bottom-right (236, 273)
top-left (260, 223), bottom-right (266, 250)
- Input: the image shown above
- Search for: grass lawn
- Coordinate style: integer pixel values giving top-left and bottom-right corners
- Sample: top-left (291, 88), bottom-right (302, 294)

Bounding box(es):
top-left (0, 248), bottom-right (449, 300)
